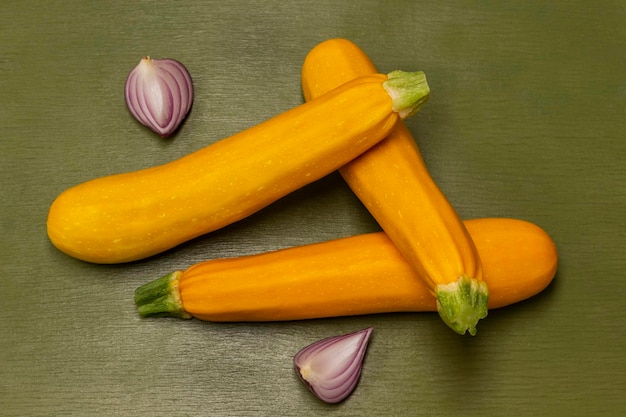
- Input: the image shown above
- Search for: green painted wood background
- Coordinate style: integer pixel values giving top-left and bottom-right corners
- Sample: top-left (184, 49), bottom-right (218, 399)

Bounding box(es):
top-left (1, 1), bottom-right (624, 416)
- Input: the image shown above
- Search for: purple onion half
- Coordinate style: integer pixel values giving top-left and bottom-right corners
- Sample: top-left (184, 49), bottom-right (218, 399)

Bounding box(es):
top-left (124, 57), bottom-right (193, 138)
top-left (294, 327), bottom-right (374, 404)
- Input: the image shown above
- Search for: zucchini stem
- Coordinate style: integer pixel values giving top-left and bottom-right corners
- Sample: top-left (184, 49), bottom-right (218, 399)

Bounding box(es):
top-left (383, 70), bottom-right (430, 119)
top-left (134, 271), bottom-right (192, 319)
top-left (435, 275), bottom-right (489, 336)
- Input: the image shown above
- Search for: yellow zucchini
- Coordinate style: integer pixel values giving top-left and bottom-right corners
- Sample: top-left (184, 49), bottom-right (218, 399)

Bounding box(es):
top-left (47, 71), bottom-right (429, 264)
top-left (134, 218), bottom-right (557, 321)
top-left (302, 38), bottom-right (486, 335)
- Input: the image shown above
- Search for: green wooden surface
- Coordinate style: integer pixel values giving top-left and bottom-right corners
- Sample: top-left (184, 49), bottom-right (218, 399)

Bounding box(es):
top-left (1, 1), bottom-right (625, 416)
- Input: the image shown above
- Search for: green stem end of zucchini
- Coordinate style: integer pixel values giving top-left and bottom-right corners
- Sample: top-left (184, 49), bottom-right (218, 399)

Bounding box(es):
top-left (134, 270), bottom-right (192, 319)
top-left (383, 70), bottom-right (430, 120)
top-left (435, 275), bottom-right (489, 336)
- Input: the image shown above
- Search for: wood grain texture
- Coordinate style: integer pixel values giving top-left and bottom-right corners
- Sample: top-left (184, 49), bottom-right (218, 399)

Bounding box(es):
top-left (1, 1), bottom-right (625, 416)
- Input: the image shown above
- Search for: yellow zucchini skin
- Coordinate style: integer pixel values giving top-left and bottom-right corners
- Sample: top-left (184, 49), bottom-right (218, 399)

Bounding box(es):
top-left (135, 218), bottom-right (557, 322)
top-left (302, 39), bottom-right (486, 335)
top-left (47, 73), bottom-right (427, 264)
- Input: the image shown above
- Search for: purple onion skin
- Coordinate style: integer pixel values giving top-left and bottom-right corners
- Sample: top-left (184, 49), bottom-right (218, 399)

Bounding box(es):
top-left (294, 327), bottom-right (374, 404)
top-left (124, 57), bottom-right (193, 138)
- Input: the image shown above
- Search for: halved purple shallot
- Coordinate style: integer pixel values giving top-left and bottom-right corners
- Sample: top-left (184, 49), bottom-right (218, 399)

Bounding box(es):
top-left (124, 57), bottom-right (193, 137)
top-left (293, 327), bottom-right (374, 403)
